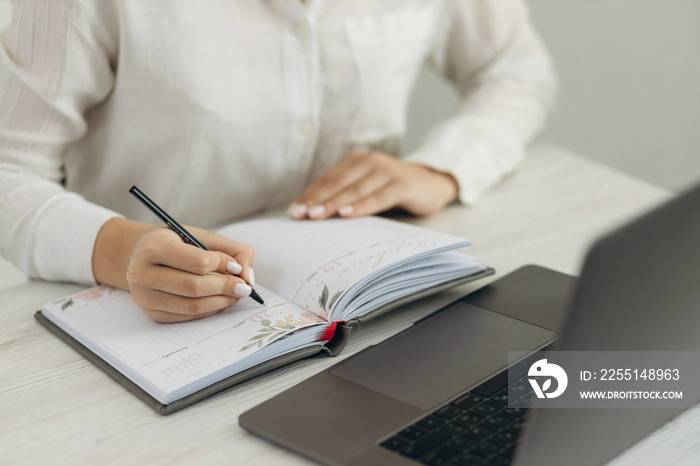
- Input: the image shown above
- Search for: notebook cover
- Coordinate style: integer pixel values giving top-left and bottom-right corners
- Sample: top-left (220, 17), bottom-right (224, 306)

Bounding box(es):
top-left (34, 311), bottom-right (325, 415)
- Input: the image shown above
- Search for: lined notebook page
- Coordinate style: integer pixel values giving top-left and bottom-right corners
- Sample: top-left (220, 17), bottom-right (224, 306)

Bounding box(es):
top-left (42, 285), bottom-right (325, 401)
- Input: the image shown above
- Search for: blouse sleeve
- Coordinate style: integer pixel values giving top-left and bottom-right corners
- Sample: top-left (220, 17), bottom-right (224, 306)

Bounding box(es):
top-left (405, 0), bottom-right (558, 204)
top-left (0, 1), bottom-right (121, 284)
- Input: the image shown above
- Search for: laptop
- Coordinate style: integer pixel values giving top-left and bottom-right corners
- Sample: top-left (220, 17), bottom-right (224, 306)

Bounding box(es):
top-left (240, 182), bottom-right (700, 466)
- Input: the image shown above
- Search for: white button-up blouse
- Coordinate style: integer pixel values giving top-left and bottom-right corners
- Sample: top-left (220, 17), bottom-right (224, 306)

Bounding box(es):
top-left (0, 0), bottom-right (556, 284)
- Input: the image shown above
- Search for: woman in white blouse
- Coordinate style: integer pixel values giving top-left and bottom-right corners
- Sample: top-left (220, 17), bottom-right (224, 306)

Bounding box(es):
top-left (0, 0), bottom-right (556, 322)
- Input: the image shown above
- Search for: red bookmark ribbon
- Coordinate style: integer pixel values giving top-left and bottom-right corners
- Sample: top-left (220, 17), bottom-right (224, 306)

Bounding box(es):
top-left (319, 321), bottom-right (346, 342)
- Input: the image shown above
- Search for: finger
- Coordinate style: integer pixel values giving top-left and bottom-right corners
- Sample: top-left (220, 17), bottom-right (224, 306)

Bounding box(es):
top-left (159, 243), bottom-right (235, 275)
top-left (190, 227), bottom-right (256, 283)
top-left (306, 170), bottom-right (393, 220)
top-left (288, 153), bottom-right (374, 218)
top-left (142, 265), bottom-right (252, 298)
top-left (139, 229), bottom-right (252, 283)
top-left (134, 289), bottom-right (240, 321)
top-left (295, 164), bottom-right (370, 213)
top-left (299, 153), bottom-right (370, 202)
top-left (340, 181), bottom-right (404, 218)
top-left (134, 229), bottom-right (231, 275)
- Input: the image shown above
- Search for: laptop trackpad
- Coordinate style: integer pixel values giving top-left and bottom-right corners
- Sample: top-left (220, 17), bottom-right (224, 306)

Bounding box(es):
top-left (331, 302), bottom-right (557, 410)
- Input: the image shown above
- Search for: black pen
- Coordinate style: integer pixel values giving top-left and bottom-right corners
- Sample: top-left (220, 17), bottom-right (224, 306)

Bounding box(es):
top-left (129, 185), bottom-right (265, 305)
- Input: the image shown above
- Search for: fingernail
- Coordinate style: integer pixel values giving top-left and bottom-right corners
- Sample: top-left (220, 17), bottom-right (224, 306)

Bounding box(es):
top-left (286, 203), bottom-right (307, 219)
top-left (226, 261), bottom-right (242, 275)
top-left (233, 283), bottom-right (252, 297)
top-left (338, 205), bottom-right (354, 217)
top-left (308, 205), bottom-right (326, 219)
top-left (248, 268), bottom-right (256, 287)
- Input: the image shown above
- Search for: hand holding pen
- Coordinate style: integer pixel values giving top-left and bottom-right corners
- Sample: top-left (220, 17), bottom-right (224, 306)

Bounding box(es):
top-left (130, 185), bottom-right (263, 304)
top-left (92, 186), bottom-right (262, 323)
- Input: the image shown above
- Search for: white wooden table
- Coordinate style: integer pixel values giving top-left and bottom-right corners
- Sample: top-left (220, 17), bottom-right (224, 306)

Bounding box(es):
top-left (3, 144), bottom-right (696, 465)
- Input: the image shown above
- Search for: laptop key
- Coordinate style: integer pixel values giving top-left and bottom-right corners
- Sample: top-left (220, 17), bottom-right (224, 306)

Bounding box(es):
top-left (474, 400), bottom-right (503, 416)
top-left (503, 420), bottom-right (523, 436)
top-left (451, 393), bottom-right (484, 410)
top-left (483, 412), bottom-right (514, 429)
top-left (491, 388), bottom-right (511, 405)
top-left (398, 425), bottom-right (429, 440)
top-left (484, 417), bottom-right (508, 432)
top-left (449, 450), bottom-right (487, 466)
top-left (502, 407), bottom-right (527, 417)
top-left (472, 440), bottom-right (500, 456)
top-left (418, 415), bottom-right (447, 430)
top-left (510, 418), bottom-right (527, 431)
top-left (463, 423), bottom-right (498, 439)
top-left (380, 436), bottom-right (408, 451)
top-left (508, 378), bottom-right (533, 396)
top-left (436, 421), bottom-right (465, 436)
top-left (449, 434), bottom-right (478, 448)
top-left (517, 393), bottom-right (537, 407)
top-left (419, 444), bottom-right (462, 466)
top-left (400, 431), bottom-right (451, 459)
top-left (454, 411), bottom-right (485, 426)
top-left (491, 426), bottom-right (524, 448)
top-left (435, 405), bottom-right (463, 420)
top-left (489, 429), bottom-right (519, 446)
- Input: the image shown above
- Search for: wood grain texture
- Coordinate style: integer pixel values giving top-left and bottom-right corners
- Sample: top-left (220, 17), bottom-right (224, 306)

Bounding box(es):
top-left (2, 144), bottom-right (693, 465)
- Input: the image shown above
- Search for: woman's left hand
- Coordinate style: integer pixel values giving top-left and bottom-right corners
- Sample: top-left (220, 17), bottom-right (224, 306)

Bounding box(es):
top-left (286, 151), bottom-right (459, 220)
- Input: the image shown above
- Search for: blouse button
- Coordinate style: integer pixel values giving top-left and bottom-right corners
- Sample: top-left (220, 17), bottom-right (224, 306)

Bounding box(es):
top-left (294, 26), bottom-right (309, 40)
top-left (298, 120), bottom-right (314, 135)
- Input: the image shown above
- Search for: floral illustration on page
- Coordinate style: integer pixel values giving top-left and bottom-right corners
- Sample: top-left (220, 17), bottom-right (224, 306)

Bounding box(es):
top-left (318, 284), bottom-right (344, 320)
top-left (57, 286), bottom-right (117, 311)
top-left (238, 311), bottom-right (324, 353)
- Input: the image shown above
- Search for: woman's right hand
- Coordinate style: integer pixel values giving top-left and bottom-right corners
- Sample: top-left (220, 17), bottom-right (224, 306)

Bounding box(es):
top-left (92, 218), bottom-right (256, 322)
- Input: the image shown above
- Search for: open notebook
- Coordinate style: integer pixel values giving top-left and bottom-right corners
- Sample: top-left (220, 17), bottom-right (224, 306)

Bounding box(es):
top-left (36, 216), bottom-right (493, 414)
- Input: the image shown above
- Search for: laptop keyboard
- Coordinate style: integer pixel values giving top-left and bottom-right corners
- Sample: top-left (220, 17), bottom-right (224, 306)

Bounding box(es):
top-left (380, 372), bottom-right (536, 466)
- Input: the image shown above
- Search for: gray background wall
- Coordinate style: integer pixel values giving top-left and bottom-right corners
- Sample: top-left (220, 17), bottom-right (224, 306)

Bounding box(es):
top-left (0, 0), bottom-right (699, 288)
top-left (407, 0), bottom-right (700, 192)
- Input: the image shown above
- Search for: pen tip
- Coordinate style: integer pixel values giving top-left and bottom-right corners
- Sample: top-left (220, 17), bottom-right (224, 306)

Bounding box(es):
top-left (250, 288), bottom-right (265, 305)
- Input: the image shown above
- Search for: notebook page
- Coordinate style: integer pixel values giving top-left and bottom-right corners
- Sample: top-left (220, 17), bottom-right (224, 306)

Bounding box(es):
top-left (217, 216), bottom-right (471, 319)
top-left (42, 285), bottom-right (325, 401)
top-left (336, 253), bottom-right (486, 320)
